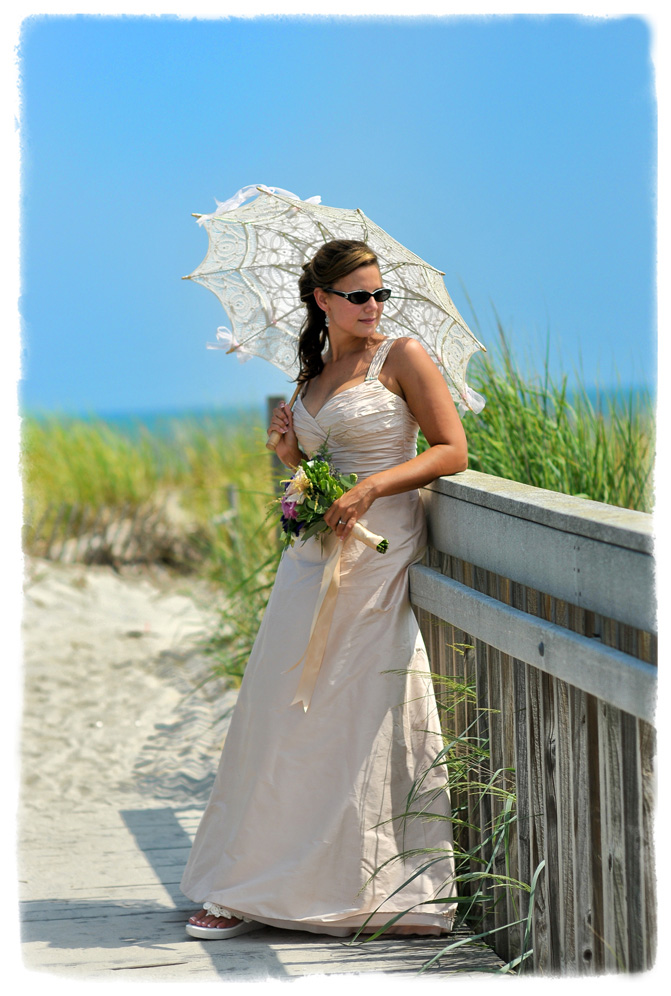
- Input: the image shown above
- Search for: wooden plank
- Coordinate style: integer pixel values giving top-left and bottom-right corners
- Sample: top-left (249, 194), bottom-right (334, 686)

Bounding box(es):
top-left (448, 556), bottom-right (480, 898)
top-left (473, 564), bottom-right (494, 942)
top-left (409, 565), bottom-right (657, 721)
top-left (451, 621), bottom-right (476, 895)
top-left (527, 659), bottom-right (548, 973)
top-left (600, 615), bottom-right (628, 975)
top-left (639, 719), bottom-right (656, 969)
top-left (598, 701), bottom-right (627, 971)
top-left (423, 473), bottom-right (652, 552)
top-left (552, 596), bottom-right (576, 972)
top-left (566, 603), bottom-right (599, 975)
top-left (421, 485), bottom-right (655, 632)
top-left (569, 684), bottom-right (595, 973)
top-left (485, 574), bottom-right (508, 960)
top-left (525, 584), bottom-right (549, 975)
top-left (499, 645), bottom-right (519, 963)
top-left (511, 581), bottom-right (530, 970)
top-left (542, 671), bottom-right (561, 973)
top-left (637, 628), bottom-right (656, 667)
top-left (585, 689), bottom-right (605, 972)
top-left (621, 711), bottom-right (644, 972)
top-left (462, 632), bottom-right (481, 913)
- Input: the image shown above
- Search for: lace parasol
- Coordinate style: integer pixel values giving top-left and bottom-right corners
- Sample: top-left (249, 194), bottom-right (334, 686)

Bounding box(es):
top-left (184, 185), bottom-right (486, 413)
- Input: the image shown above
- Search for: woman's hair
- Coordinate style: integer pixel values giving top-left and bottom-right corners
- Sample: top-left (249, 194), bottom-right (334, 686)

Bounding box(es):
top-left (297, 240), bottom-right (379, 384)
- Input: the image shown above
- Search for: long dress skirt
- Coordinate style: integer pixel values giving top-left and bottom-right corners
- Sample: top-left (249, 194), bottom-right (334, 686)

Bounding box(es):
top-left (180, 366), bottom-right (456, 936)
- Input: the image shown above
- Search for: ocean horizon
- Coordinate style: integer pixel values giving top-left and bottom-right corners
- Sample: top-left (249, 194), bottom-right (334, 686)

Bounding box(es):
top-left (21, 382), bottom-right (656, 434)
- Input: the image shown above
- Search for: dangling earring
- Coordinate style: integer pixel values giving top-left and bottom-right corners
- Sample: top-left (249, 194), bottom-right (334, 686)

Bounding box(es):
top-left (324, 314), bottom-right (330, 328)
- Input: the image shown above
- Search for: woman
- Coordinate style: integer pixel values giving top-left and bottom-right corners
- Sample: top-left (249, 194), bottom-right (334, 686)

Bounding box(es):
top-left (182, 239), bottom-right (468, 939)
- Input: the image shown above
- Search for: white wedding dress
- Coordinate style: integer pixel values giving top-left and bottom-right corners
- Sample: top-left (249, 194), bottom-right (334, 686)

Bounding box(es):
top-left (180, 339), bottom-right (456, 935)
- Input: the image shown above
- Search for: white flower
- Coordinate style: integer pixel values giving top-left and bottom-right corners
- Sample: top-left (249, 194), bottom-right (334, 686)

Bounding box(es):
top-left (285, 466), bottom-right (310, 503)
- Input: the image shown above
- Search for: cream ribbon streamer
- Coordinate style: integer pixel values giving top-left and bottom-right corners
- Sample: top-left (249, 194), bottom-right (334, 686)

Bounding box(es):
top-left (197, 184), bottom-right (322, 224)
top-left (285, 537), bottom-right (344, 712)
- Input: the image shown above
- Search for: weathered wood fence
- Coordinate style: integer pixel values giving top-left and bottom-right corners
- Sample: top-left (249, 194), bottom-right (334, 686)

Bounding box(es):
top-left (411, 470), bottom-right (656, 975)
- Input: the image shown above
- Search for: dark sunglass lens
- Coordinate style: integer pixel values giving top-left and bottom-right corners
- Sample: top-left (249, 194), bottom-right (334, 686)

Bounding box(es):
top-left (348, 291), bottom-right (370, 304)
top-left (374, 289), bottom-right (392, 302)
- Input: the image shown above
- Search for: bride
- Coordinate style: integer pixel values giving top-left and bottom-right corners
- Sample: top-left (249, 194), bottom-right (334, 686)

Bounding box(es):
top-left (181, 239), bottom-right (468, 939)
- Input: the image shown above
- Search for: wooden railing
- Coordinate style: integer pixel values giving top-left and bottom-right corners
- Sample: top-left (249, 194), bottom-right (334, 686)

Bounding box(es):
top-left (411, 470), bottom-right (656, 975)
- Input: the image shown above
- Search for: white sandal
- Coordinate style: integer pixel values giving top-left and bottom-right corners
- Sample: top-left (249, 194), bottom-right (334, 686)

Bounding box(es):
top-left (185, 902), bottom-right (262, 940)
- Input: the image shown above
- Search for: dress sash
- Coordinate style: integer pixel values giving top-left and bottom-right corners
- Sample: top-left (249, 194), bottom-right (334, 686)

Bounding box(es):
top-left (286, 338), bottom-right (395, 711)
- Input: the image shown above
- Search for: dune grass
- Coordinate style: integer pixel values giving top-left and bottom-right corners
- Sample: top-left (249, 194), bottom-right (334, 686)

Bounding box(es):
top-left (22, 333), bottom-right (654, 683)
top-left (22, 412), bottom-right (281, 684)
top-left (23, 332), bottom-right (654, 529)
top-left (22, 412), bottom-right (268, 513)
top-left (466, 327), bottom-right (655, 512)
top-left (419, 326), bottom-right (655, 513)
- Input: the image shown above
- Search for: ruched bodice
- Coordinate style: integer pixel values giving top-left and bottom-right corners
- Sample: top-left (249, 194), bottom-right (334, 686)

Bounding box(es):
top-left (293, 380), bottom-right (419, 479)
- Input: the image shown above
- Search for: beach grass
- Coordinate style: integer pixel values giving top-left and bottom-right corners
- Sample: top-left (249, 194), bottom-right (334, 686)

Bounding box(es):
top-left (22, 336), bottom-right (654, 681)
top-left (22, 334), bottom-right (654, 527)
top-left (22, 412), bottom-right (281, 684)
top-left (418, 327), bottom-right (655, 513)
top-left (22, 412), bottom-right (272, 532)
top-left (464, 326), bottom-right (655, 513)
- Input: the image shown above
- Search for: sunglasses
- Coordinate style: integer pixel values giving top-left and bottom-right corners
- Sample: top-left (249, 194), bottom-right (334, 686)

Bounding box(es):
top-left (324, 287), bottom-right (392, 305)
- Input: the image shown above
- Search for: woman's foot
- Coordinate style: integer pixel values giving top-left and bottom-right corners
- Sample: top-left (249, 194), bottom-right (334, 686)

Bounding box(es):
top-left (189, 908), bottom-right (238, 928)
top-left (186, 907), bottom-right (262, 939)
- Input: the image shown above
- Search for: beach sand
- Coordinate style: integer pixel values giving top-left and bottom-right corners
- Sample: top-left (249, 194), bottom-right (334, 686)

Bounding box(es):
top-left (20, 556), bottom-right (235, 818)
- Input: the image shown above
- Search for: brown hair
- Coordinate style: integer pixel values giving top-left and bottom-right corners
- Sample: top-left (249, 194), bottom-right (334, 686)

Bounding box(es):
top-left (297, 240), bottom-right (379, 384)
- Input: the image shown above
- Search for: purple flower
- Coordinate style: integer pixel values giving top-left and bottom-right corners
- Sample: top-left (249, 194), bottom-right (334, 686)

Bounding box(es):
top-left (280, 495), bottom-right (299, 519)
top-left (280, 513), bottom-right (304, 538)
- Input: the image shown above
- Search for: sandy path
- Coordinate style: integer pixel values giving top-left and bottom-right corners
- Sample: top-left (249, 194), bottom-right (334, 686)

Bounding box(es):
top-left (17, 556), bottom-right (246, 979)
top-left (20, 557), bottom-right (237, 818)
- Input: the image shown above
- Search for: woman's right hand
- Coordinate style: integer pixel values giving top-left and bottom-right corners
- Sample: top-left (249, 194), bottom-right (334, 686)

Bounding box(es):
top-left (268, 402), bottom-right (302, 468)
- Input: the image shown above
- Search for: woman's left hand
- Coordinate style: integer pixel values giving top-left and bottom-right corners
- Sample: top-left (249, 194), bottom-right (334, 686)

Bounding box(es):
top-left (324, 480), bottom-right (377, 542)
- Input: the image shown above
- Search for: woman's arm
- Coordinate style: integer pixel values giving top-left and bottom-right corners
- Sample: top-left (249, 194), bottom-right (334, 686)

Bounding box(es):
top-left (324, 338), bottom-right (468, 541)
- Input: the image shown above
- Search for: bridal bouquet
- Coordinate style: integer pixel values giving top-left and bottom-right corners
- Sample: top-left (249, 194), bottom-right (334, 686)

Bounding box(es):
top-left (277, 444), bottom-right (389, 554)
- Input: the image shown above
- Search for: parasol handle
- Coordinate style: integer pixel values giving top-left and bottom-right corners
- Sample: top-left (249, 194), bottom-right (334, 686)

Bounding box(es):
top-left (266, 384), bottom-right (302, 451)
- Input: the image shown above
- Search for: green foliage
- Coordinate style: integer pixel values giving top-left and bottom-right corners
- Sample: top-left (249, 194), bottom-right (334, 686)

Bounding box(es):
top-left (22, 416), bottom-right (162, 510)
top-left (419, 325), bottom-right (655, 513)
top-left (21, 411), bottom-right (280, 686)
top-left (279, 443), bottom-right (359, 546)
top-left (22, 326), bottom-right (655, 694)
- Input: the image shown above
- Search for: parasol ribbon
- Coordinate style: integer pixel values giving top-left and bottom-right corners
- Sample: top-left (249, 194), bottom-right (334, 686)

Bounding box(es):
top-left (197, 184), bottom-right (321, 225)
top-left (284, 536), bottom-right (343, 712)
top-left (206, 326), bottom-right (254, 362)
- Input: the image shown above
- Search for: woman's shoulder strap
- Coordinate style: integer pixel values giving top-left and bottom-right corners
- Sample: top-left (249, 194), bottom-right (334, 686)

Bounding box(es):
top-left (365, 338), bottom-right (395, 381)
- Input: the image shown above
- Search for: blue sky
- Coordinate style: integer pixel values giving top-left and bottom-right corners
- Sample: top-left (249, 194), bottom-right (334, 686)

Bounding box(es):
top-left (17, 12), bottom-right (656, 416)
